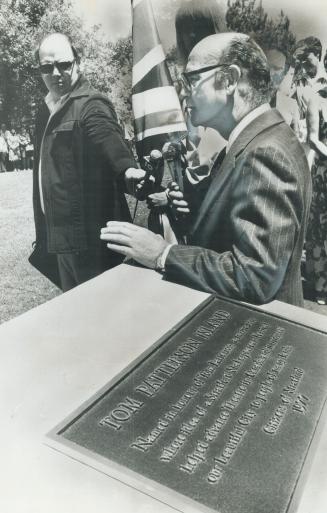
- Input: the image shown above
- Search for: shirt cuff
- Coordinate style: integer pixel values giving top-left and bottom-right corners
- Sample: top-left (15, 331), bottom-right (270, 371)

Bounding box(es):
top-left (155, 243), bottom-right (176, 273)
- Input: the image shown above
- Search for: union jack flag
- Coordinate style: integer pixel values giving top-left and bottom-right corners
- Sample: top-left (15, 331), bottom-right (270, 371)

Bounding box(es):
top-left (131, 0), bottom-right (187, 160)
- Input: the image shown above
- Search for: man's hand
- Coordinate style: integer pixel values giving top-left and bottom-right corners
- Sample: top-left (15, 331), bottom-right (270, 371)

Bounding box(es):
top-left (147, 191), bottom-right (169, 209)
top-left (100, 221), bottom-right (168, 269)
top-left (167, 182), bottom-right (190, 215)
top-left (124, 167), bottom-right (156, 199)
top-left (124, 167), bottom-right (147, 196)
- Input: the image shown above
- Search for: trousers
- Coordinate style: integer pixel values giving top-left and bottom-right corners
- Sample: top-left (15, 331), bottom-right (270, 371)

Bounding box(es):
top-left (57, 252), bottom-right (102, 292)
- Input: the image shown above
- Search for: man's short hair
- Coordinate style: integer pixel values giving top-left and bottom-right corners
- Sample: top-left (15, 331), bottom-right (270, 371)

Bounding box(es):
top-left (35, 33), bottom-right (81, 64)
top-left (293, 37), bottom-right (322, 63)
top-left (217, 36), bottom-right (272, 106)
top-left (292, 36), bottom-right (322, 81)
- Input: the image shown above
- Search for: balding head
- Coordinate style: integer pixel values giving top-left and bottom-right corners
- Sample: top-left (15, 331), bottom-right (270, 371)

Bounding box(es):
top-left (187, 33), bottom-right (271, 107)
top-left (37, 33), bottom-right (79, 64)
top-left (187, 33), bottom-right (245, 70)
top-left (37, 33), bottom-right (80, 98)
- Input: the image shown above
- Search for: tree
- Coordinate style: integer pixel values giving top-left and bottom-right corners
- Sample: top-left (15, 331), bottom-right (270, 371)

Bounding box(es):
top-left (226, 0), bottom-right (296, 57)
top-left (0, 0), bottom-right (133, 128)
top-left (0, 0), bottom-right (38, 126)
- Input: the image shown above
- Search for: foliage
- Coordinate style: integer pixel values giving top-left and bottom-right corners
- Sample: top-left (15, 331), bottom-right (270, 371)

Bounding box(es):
top-left (0, 0), bottom-right (133, 129)
top-left (0, 0), bottom-right (36, 127)
top-left (0, 0), bottom-right (298, 130)
top-left (226, 0), bottom-right (296, 57)
top-left (165, 0), bottom-right (296, 73)
top-left (102, 37), bottom-right (133, 124)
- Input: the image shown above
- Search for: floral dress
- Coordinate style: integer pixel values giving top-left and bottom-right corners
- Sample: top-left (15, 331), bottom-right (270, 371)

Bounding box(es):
top-left (306, 110), bottom-right (327, 295)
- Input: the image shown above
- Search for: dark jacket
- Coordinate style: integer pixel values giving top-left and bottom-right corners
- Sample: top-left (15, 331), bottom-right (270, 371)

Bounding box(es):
top-left (33, 76), bottom-right (136, 271)
top-left (166, 109), bottom-right (311, 306)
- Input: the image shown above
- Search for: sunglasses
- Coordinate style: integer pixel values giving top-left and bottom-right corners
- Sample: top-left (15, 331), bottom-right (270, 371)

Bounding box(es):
top-left (39, 60), bottom-right (75, 75)
top-left (181, 63), bottom-right (226, 90)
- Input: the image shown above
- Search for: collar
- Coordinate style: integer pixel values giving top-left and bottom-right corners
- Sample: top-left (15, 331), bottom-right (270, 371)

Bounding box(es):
top-left (44, 92), bottom-right (68, 114)
top-left (226, 103), bottom-right (271, 154)
top-left (44, 75), bottom-right (90, 114)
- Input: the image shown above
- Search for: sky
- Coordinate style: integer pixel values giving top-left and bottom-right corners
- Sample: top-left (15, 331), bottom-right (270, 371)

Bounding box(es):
top-left (73, 0), bottom-right (327, 46)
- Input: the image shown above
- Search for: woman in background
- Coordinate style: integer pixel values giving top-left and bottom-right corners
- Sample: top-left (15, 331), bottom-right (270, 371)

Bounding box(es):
top-left (7, 127), bottom-right (20, 172)
top-left (292, 37), bottom-right (327, 303)
top-left (292, 37), bottom-right (322, 167)
top-left (18, 127), bottom-right (31, 170)
top-left (305, 79), bottom-right (327, 304)
top-left (266, 47), bottom-right (300, 136)
top-left (25, 128), bottom-right (34, 170)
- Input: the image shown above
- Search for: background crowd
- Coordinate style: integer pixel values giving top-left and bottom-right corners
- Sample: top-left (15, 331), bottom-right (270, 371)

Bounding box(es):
top-left (246, 36), bottom-right (327, 306)
top-left (0, 123), bottom-right (34, 172)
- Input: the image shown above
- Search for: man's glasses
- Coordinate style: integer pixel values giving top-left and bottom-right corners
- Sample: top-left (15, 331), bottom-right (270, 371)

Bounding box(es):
top-left (39, 60), bottom-right (75, 75)
top-left (181, 63), bottom-right (226, 90)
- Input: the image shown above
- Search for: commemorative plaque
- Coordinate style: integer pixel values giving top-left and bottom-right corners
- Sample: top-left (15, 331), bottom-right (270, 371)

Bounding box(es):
top-left (48, 296), bottom-right (327, 513)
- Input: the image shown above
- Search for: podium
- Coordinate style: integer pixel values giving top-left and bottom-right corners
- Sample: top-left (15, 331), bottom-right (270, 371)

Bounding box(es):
top-left (0, 264), bottom-right (326, 513)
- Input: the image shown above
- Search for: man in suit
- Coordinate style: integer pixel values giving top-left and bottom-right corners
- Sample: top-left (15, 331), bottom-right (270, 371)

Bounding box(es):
top-left (101, 33), bottom-right (311, 306)
top-left (32, 33), bottom-right (144, 291)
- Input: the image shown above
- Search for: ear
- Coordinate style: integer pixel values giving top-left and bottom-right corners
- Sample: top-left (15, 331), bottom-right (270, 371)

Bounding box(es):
top-left (225, 65), bottom-right (241, 95)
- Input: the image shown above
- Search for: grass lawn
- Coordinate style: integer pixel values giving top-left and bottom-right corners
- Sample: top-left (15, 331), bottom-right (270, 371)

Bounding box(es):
top-left (0, 170), bottom-right (148, 324)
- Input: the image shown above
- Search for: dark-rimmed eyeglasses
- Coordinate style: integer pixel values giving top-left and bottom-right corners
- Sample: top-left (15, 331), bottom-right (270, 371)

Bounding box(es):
top-left (39, 60), bottom-right (75, 75)
top-left (181, 63), bottom-right (226, 90)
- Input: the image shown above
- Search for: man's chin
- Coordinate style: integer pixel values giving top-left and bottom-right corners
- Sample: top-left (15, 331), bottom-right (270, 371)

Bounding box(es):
top-left (49, 83), bottom-right (70, 98)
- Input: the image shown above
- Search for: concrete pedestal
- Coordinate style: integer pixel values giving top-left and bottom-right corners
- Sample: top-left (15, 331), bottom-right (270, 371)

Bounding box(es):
top-left (0, 264), bottom-right (326, 513)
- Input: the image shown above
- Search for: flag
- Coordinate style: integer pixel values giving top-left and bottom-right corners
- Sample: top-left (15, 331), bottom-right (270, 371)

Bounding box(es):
top-left (131, 0), bottom-right (187, 160)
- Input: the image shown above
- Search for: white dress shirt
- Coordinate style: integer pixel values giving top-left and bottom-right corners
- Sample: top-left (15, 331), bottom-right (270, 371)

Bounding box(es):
top-left (226, 103), bottom-right (271, 154)
top-left (39, 92), bottom-right (69, 213)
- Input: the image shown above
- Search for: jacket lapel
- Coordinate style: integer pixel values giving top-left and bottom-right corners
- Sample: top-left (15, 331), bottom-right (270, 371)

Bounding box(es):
top-left (46, 76), bottom-right (91, 128)
top-left (191, 108), bottom-right (285, 235)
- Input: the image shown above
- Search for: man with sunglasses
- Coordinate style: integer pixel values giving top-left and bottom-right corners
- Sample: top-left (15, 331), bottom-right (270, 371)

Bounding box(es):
top-left (31, 33), bottom-right (144, 291)
top-left (101, 33), bottom-right (311, 306)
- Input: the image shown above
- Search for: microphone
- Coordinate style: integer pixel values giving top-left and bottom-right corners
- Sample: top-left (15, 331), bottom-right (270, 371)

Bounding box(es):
top-left (143, 149), bottom-right (163, 178)
top-left (136, 150), bottom-right (164, 200)
top-left (150, 149), bottom-right (163, 159)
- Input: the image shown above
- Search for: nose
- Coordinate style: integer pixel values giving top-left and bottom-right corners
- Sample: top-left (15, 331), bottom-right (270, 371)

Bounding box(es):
top-left (52, 64), bottom-right (61, 77)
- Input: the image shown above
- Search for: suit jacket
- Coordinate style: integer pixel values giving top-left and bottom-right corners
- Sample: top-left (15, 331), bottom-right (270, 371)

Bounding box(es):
top-left (165, 109), bottom-right (311, 306)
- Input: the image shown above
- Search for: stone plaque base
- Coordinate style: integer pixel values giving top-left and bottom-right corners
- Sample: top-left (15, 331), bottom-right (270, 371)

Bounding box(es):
top-left (48, 296), bottom-right (327, 513)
